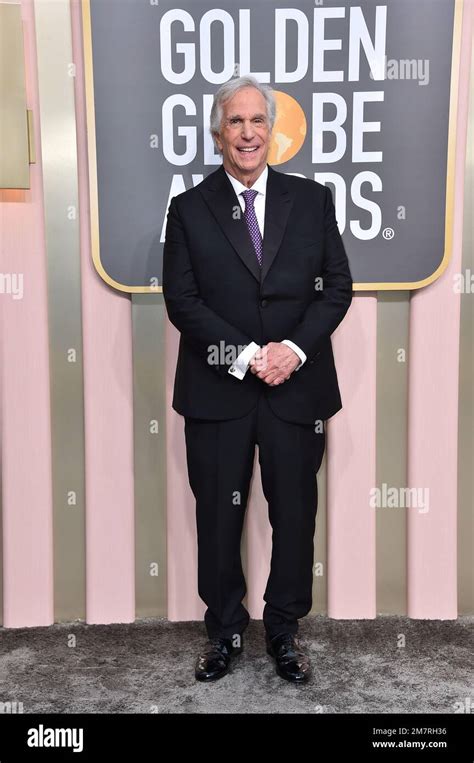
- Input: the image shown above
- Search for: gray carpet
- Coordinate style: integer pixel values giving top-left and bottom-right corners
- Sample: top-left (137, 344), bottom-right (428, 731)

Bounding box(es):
top-left (0, 616), bottom-right (471, 714)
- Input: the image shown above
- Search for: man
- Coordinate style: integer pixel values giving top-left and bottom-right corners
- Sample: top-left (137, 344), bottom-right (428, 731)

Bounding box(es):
top-left (162, 75), bottom-right (353, 683)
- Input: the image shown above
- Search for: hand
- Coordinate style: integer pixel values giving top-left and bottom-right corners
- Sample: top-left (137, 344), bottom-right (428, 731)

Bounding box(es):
top-left (249, 342), bottom-right (300, 386)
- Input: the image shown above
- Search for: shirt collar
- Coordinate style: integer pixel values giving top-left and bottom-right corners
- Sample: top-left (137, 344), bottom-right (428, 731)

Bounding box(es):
top-left (224, 163), bottom-right (268, 199)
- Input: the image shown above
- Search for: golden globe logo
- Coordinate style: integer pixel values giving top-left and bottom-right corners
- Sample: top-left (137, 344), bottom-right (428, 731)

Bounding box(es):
top-left (84, 0), bottom-right (459, 289)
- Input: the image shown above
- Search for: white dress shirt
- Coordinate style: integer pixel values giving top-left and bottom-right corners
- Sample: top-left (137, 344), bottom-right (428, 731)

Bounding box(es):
top-left (224, 164), bottom-right (307, 380)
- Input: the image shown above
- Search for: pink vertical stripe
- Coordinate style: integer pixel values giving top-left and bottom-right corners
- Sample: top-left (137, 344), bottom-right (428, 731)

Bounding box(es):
top-left (72, 0), bottom-right (135, 623)
top-left (166, 322), bottom-right (204, 621)
top-left (328, 296), bottom-right (377, 618)
top-left (407, 0), bottom-right (472, 619)
top-left (0, 0), bottom-right (54, 627)
top-left (245, 455), bottom-right (272, 620)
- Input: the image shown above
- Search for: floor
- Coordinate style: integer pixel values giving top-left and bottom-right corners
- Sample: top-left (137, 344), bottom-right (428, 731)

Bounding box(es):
top-left (0, 615), bottom-right (471, 714)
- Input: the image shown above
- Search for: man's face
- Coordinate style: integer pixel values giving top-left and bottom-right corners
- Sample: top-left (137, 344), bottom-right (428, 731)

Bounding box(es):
top-left (214, 87), bottom-right (272, 182)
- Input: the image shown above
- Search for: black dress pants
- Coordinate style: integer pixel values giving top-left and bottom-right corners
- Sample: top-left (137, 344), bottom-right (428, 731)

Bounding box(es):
top-left (183, 389), bottom-right (326, 641)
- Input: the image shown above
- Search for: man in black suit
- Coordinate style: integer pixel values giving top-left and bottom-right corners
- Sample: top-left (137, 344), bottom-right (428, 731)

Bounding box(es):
top-left (163, 75), bottom-right (353, 683)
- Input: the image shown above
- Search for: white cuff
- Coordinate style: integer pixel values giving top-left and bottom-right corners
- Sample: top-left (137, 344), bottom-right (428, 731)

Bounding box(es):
top-left (282, 339), bottom-right (307, 371)
top-left (228, 341), bottom-right (260, 380)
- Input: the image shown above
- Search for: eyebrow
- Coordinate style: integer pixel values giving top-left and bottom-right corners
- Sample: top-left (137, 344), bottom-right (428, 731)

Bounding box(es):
top-left (227, 113), bottom-right (267, 120)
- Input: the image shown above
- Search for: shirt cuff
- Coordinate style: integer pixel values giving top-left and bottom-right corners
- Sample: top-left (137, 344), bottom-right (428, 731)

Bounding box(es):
top-left (282, 339), bottom-right (307, 371)
top-left (228, 341), bottom-right (260, 380)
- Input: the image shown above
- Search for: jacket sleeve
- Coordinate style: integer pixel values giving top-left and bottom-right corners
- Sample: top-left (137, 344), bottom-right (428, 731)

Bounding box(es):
top-left (284, 185), bottom-right (353, 361)
top-left (162, 196), bottom-right (255, 375)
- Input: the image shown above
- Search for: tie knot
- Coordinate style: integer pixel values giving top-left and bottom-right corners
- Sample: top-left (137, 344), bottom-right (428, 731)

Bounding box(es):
top-left (241, 189), bottom-right (258, 207)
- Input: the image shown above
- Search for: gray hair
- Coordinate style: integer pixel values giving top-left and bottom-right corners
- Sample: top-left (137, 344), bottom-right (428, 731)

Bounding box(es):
top-left (209, 75), bottom-right (276, 154)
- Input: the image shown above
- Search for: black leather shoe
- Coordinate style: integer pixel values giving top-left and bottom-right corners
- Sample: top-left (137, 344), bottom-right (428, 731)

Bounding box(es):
top-left (195, 635), bottom-right (243, 682)
top-left (266, 632), bottom-right (312, 683)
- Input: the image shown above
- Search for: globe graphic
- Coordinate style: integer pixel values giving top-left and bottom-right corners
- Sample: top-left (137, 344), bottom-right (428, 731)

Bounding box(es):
top-left (268, 91), bottom-right (307, 166)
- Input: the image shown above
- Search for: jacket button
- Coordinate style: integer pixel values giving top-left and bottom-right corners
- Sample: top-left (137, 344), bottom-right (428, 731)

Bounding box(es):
top-left (260, 299), bottom-right (268, 307)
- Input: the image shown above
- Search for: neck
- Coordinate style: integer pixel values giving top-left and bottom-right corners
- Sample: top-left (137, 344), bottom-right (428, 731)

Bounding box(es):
top-left (224, 163), bottom-right (266, 188)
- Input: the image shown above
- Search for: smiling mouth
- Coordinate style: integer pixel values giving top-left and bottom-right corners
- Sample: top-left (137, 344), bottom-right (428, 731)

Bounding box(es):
top-left (237, 146), bottom-right (259, 153)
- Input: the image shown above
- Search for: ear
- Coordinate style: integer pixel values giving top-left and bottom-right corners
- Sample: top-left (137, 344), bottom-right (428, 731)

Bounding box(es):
top-left (213, 131), bottom-right (223, 152)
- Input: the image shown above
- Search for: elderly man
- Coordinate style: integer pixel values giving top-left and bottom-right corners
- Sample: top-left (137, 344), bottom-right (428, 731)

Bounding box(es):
top-left (163, 75), bottom-right (352, 683)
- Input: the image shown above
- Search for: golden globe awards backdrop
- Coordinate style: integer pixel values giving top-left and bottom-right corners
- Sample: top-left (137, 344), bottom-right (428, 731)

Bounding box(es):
top-left (82, 0), bottom-right (461, 292)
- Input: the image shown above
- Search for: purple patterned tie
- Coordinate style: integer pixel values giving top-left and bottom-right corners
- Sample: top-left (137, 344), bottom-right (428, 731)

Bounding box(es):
top-left (241, 189), bottom-right (263, 267)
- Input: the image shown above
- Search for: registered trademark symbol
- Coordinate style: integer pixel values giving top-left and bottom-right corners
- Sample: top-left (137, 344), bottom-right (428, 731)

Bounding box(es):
top-left (383, 227), bottom-right (395, 240)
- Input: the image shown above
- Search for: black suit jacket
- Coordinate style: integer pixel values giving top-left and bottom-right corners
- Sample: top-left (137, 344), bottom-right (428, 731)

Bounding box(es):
top-left (162, 163), bottom-right (353, 426)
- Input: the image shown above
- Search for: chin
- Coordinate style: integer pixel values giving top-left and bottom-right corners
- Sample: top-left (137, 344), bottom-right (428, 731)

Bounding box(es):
top-left (235, 156), bottom-right (262, 170)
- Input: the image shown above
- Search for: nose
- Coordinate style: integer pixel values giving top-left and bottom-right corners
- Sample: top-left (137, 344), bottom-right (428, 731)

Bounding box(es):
top-left (241, 119), bottom-right (256, 140)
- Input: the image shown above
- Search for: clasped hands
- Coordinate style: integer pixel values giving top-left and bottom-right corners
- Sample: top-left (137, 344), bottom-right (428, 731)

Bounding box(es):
top-left (248, 342), bottom-right (300, 386)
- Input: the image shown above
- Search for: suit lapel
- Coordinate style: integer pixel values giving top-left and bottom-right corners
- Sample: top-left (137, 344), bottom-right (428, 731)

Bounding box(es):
top-left (198, 164), bottom-right (294, 284)
top-left (260, 165), bottom-right (293, 283)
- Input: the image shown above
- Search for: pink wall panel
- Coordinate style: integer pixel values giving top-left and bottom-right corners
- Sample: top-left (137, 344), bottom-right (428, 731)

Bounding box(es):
top-left (72, 0), bottom-right (135, 623)
top-left (407, 0), bottom-right (472, 619)
top-left (245, 456), bottom-right (274, 620)
top-left (166, 321), bottom-right (204, 622)
top-left (328, 296), bottom-right (378, 619)
top-left (0, 0), bottom-right (53, 627)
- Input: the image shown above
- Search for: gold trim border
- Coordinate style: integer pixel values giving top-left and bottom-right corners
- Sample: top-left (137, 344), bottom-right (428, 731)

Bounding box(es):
top-left (82, 0), bottom-right (464, 293)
